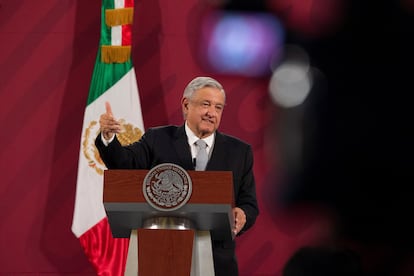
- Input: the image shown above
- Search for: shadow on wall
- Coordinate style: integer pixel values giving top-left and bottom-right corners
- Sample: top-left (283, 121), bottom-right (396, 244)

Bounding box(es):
top-left (38, 0), bottom-right (101, 273)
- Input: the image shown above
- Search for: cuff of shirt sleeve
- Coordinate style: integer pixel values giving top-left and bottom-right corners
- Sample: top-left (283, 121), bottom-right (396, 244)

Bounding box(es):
top-left (101, 133), bottom-right (115, 146)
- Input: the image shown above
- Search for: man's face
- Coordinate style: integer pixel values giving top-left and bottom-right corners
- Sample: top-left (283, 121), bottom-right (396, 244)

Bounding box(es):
top-left (182, 86), bottom-right (225, 138)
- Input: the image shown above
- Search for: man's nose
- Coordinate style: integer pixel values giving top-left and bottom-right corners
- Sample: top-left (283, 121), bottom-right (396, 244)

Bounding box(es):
top-left (206, 106), bottom-right (217, 116)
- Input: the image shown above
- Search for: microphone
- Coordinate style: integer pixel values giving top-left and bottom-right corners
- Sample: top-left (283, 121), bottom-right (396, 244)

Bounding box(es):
top-left (193, 158), bottom-right (196, 168)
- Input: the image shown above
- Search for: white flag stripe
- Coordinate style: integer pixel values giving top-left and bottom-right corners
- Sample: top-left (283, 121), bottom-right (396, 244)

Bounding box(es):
top-left (71, 68), bottom-right (143, 237)
top-left (111, 0), bottom-right (126, 46)
top-left (72, 147), bottom-right (105, 237)
top-left (111, 25), bottom-right (122, 46)
top-left (114, 0), bottom-right (125, 9)
top-left (99, 68), bottom-right (144, 127)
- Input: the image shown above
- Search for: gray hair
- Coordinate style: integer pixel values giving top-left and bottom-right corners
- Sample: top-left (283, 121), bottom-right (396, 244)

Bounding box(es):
top-left (182, 76), bottom-right (226, 102)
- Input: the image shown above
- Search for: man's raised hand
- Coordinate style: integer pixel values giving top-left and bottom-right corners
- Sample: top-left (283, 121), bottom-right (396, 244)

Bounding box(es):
top-left (99, 102), bottom-right (121, 140)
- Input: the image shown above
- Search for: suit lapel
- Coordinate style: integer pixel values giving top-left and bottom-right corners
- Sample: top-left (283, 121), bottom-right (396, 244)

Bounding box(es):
top-left (173, 125), bottom-right (194, 170)
top-left (171, 127), bottom-right (229, 171)
top-left (207, 131), bottom-right (228, 170)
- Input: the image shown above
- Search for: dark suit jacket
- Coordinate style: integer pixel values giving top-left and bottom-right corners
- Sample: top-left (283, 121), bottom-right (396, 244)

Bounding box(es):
top-left (95, 125), bottom-right (259, 275)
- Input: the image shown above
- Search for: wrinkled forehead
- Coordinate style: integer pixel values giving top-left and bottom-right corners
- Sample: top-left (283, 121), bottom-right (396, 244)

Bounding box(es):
top-left (192, 87), bottom-right (225, 103)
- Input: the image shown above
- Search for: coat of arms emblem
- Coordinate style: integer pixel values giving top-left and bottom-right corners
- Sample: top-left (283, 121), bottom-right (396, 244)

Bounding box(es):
top-left (143, 163), bottom-right (192, 211)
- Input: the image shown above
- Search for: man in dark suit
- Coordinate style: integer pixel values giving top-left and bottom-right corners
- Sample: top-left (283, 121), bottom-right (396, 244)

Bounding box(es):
top-left (95, 76), bottom-right (259, 276)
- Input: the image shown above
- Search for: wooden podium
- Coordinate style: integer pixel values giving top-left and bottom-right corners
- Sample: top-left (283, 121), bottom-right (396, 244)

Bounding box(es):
top-left (103, 169), bottom-right (235, 276)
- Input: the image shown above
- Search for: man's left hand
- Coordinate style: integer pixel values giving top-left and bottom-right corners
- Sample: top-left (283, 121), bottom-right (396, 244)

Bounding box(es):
top-left (233, 207), bottom-right (246, 235)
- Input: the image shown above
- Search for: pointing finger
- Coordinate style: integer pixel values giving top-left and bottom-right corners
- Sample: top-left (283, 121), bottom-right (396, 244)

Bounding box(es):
top-left (105, 101), bottom-right (114, 117)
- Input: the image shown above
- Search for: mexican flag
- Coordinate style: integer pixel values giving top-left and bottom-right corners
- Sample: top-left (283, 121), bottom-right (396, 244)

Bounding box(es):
top-left (71, 0), bottom-right (144, 275)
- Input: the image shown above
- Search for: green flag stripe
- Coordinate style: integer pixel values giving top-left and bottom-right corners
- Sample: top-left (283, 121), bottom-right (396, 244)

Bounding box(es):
top-left (101, 0), bottom-right (113, 47)
top-left (87, 0), bottom-right (133, 105)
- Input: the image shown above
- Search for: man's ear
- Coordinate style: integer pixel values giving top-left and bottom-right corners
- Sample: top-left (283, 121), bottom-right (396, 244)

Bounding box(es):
top-left (182, 98), bottom-right (189, 110)
top-left (181, 98), bottom-right (189, 119)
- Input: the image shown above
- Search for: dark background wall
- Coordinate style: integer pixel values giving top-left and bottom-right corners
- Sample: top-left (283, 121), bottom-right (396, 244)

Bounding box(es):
top-left (0, 0), bottom-right (413, 275)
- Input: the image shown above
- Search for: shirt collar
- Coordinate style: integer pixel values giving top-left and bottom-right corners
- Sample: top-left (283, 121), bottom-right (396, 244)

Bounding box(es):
top-left (185, 122), bottom-right (215, 148)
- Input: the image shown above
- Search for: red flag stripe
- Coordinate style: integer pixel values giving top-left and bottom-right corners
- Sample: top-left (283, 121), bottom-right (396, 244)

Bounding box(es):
top-left (124, 0), bottom-right (134, 8)
top-left (122, 24), bottom-right (132, 46)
